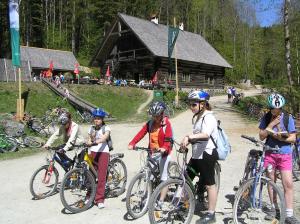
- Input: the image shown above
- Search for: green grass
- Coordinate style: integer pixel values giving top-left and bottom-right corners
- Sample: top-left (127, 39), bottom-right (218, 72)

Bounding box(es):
top-left (0, 148), bottom-right (41, 161)
top-left (0, 82), bottom-right (148, 122)
top-left (68, 84), bottom-right (148, 121)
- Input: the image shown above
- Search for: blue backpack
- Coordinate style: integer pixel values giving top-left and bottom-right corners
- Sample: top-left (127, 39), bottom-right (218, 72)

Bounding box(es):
top-left (202, 116), bottom-right (231, 160)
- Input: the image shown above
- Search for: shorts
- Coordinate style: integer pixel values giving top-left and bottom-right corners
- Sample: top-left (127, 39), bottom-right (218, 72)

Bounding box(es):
top-left (187, 150), bottom-right (218, 186)
top-left (227, 94), bottom-right (232, 99)
top-left (151, 154), bottom-right (171, 181)
top-left (263, 152), bottom-right (292, 171)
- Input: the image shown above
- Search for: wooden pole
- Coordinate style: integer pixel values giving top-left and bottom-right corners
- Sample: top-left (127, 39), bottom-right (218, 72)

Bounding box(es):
top-left (16, 67), bottom-right (23, 121)
top-left (174, 17), bottom-right (179, 107)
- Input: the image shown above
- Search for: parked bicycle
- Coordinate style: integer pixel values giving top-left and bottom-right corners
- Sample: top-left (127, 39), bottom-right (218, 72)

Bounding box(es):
top-left (76, 110), bottom-right (93, 123)
top-left (29, 145), bottom-right (74, 199)
top-left (59, 143), bottom-right (127, 213)
top-left (232, 135), bottom-right (286, 224)
top-left (147, 140), bottom-right (221, 224)
top-left (0, 133), bottom-right (18, 153)
top-left (125, 146), bottom-right (178, 219)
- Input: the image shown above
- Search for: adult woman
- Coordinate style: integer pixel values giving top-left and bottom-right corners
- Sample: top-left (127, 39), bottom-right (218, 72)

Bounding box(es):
top-left (128, 101), bottom-right (173, 202)
top-left (181, 90), bottom-right (218, 224)
top-left (87, 108), bottom-right (111, 209)
top-left (259, 93), bottom-right (299, 224)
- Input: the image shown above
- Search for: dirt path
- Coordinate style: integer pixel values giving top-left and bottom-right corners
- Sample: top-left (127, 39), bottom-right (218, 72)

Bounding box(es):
top-left (137, 89), bottom-right (153, 114)
top-left (0, 89), bottom-right (299, 224)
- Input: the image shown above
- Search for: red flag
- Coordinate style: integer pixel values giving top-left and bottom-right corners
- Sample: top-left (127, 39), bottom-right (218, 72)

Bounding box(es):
top-left (49, 60), bottom-right (54, 71)
top-left (74, 63), bottom-right (79, 74)
top-left (105, 65), bottom-right (110, 77)
top-left (152, 71), bottom-right (158, 83)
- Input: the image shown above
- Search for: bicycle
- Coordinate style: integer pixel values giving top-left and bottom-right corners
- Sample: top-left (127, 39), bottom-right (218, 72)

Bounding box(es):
top-left (147, 140), bottom-right (221, 224)
top-left (76, 110), bottom-right (93, 123)
top-left (125, 146), bottom-right (178, 219)
top-left (29, 145), bottom-right (75, 199)
top-left (292, 140), bottom-right (300, 181)
top-left (59, 143), bottom-right (127, 213)
top-left (9, 130), bottom-right (44, 149)
top-left (232, 135), bottom-right (286, 224)
top-left (0, 133), bottom-right (18, 153)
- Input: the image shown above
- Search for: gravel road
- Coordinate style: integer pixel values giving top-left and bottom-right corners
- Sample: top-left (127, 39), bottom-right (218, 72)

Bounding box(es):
top-left (0, 89), bottom-right (299, 224)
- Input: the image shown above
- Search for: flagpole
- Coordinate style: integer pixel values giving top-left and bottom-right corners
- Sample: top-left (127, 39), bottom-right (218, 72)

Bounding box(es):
top-left (18, 67), bottom-right (22, 120)
top-left (174, 17), bottom-right (179, 107)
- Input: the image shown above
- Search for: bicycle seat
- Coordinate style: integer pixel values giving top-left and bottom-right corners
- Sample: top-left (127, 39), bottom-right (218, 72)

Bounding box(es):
top-left (249, 149), bottom-right (262, 157)
top-left (110, 153), bottom-right (124, 160)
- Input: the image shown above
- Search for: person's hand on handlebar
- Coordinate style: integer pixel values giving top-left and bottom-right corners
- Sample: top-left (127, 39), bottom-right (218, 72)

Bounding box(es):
top-left (157, 147), bottom-right (166, 153)
top-left (181, 135), bottom-right (190, 149)
top-left (42, 144), bottom-right (49, 150)
top-left (128, 144), bottom-right (134, 150)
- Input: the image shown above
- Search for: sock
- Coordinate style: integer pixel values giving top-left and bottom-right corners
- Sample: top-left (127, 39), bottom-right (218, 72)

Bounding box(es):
top-left (208, 210), bottom-right (215, 215)
top-left (271, 203), bottom-right (275, 209)
top-left (286, 209), bottom-right (293, 217)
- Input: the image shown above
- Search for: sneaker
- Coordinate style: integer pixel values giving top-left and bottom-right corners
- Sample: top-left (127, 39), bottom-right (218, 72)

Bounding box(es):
top-left (97, 203), bottom-right (105, 209)
top-left (264, 207), bottom-right (276, 220)
top-left (196, 212), bottom-right (216, 224)
top-left (154, 201), bottom-right (163, 210)
top-left (285, 216), bottom-right (300, 224)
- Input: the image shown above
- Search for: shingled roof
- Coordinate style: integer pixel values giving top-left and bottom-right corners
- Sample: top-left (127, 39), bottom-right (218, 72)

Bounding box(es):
top-left (91, 13), bottom-right (232, 68)
top-left (21, 46), bottom-right (79, 71)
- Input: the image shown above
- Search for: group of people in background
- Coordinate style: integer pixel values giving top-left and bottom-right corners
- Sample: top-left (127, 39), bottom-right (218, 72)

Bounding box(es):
top-left (227, 86), bottom-right (236, 103)
top-left (41, 90), bottom-right (299, 224)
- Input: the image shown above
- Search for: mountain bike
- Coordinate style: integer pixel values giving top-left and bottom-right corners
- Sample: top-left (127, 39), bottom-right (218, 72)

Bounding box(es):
top-left (292, 140), bottom-right (300, 181)
top-left (147, 140), bottom-right (221, 224)
top-left (233, 135), bottom-right (286, 224)
top-left (76, 110), bottom-right (93, 123)
top-left (29, 145), bottom-right (74, 199)
top-left (10, 130), bottom-right (44, 149)
top-left (59, 144), bottom-right (127, 213)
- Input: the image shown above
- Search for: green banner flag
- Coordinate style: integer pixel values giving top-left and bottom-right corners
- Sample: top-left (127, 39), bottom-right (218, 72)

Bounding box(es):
top-left (168, 26), bottom-right (179, 73)
top-left (9, 0), bottom-right (21, 67)
top-left (168, 26), bottom-right (179, 59)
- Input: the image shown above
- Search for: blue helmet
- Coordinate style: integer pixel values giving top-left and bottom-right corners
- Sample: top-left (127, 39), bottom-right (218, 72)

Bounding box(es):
top-left (188, 90), bottom-right (210, 102)
top-left (92, 108), bottom-right (107, 118)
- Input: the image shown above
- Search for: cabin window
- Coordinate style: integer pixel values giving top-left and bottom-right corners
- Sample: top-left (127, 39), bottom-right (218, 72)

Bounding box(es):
top-left (168, 73), bottom-right (176, 80)
top-left (182, 74), bottom-right (191, 82)
top-left (205, 75), bottom-right (215, 85)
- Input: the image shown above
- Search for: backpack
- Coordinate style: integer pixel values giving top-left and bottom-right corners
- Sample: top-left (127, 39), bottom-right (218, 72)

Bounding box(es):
top-left (201, 115), bottom-right (231, 160)
top-left (101, 125), bottom-right (113, 151)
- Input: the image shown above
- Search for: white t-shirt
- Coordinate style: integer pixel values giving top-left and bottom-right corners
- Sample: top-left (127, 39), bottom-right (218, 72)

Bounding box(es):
top-left (192, 110), bottom-right (218, 159)
top-left (88, 125), bottom-right (111, 153)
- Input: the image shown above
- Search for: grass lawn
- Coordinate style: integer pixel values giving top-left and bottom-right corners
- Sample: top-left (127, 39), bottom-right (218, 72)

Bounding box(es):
top-left (0, 82), bottom-right (148, 121)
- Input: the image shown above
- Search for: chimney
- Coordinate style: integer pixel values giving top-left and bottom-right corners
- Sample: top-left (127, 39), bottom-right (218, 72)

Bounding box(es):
top-left (150, 15), bottom-right (158, 25)
top-left (179, 22), bottom-right (184, 31)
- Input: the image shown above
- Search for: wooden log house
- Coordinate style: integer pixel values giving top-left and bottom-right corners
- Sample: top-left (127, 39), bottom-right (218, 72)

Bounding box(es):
top-left (90, 13), bottom-right (232, 89)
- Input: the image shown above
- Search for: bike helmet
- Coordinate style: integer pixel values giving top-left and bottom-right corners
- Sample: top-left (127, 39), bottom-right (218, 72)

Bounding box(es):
top-left (92, 108), bottom-right (107, 118)
top-left (58, 112), bottom-right (70, 125)
top-left (188, 90), bottom-right (210, 102)
top-left (267, 93), bottom-right (285, 109)
top-left (148, 101), bottom-right (166, 116)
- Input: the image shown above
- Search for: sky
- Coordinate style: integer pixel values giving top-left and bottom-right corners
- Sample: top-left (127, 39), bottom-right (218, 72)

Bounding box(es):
top-left (254, 0), bottom-right (283, 27)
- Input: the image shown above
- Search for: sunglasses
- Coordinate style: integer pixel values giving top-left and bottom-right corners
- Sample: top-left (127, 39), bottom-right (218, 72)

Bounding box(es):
top-left (189, 103), bottom-right (198, 107)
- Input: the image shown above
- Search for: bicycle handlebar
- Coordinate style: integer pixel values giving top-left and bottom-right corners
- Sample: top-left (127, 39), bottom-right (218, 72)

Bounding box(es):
top-left (241, 135), bottom-right (280, 152)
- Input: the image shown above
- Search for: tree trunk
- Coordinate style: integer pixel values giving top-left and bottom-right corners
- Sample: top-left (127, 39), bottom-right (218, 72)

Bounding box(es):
top-left (284, 0), bottom-right (293, 86)
top-left (45, 0), bottom-right (49, 47)
top-left (59, 0), bottom-right (62, 47)
top-left (53, 0), bottom-right (56, 45)
top-left (72, 0), bottom-right (76, 54)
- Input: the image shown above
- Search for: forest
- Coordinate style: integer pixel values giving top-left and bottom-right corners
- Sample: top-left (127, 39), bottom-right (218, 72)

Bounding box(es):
top-left (0, 0), bottom-right (300, 86)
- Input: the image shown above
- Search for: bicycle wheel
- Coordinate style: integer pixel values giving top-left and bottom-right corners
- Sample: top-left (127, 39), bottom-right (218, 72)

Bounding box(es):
top-left (126, 172), bottom-right (152, 219)
top-left (24, 136), bottom-right (43, 148)
top-left (233, 177), bottom-right (286, 224)
top-left (82, 111), bottom-right (93, 123)
top-left (0, 136), bottom-right (17, 152)
top-left (29, 164), bottom-right (59, 199)
top-left (165, 105), bottom-right (174, 118)
top-left (148, 178), bottom-right (195, 224)
top-left (60, 168), bottom-right (96, 213)
top-left (292, 148), bottom-right (300, 181)
top-left (106, 158), bottom-right (127, 197)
